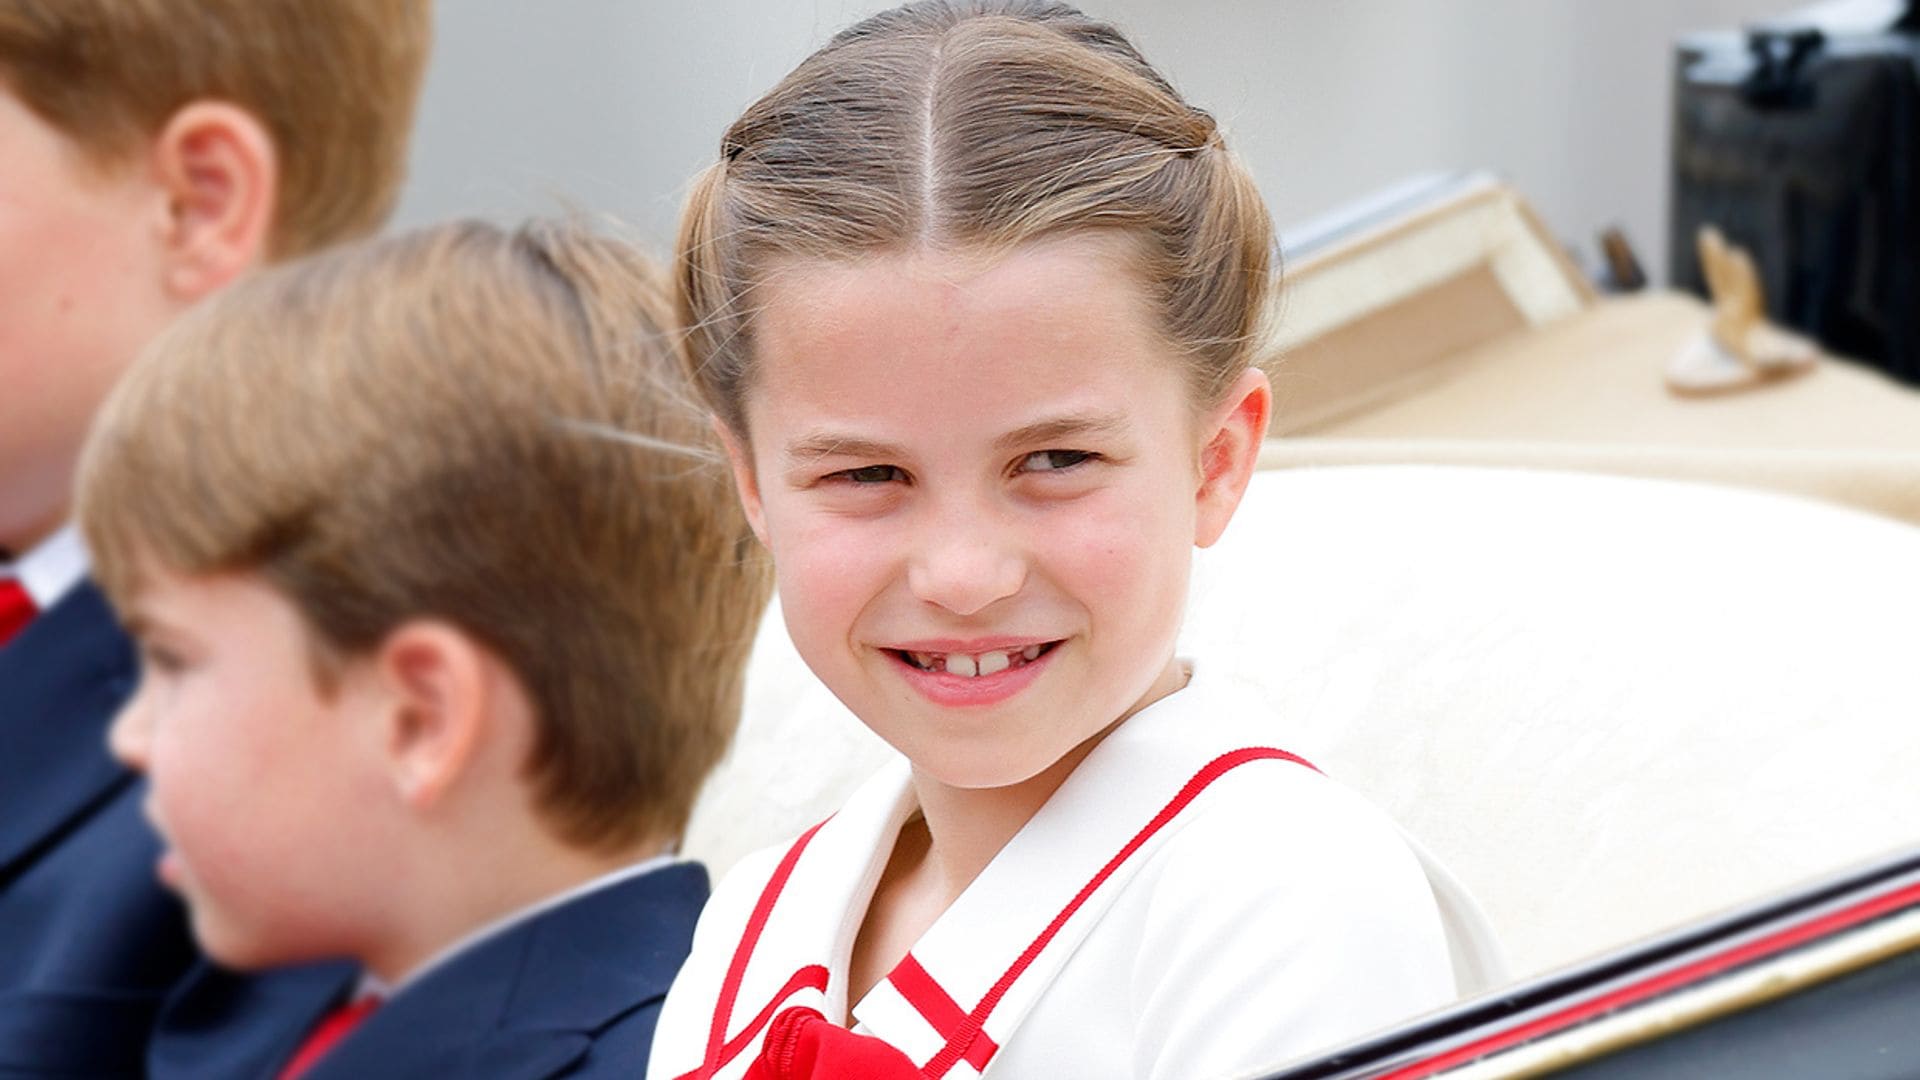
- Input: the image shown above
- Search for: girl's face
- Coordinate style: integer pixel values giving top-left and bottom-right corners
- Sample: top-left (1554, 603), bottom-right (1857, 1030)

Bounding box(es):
top-left (729, 236), bottom-right (1267, 793)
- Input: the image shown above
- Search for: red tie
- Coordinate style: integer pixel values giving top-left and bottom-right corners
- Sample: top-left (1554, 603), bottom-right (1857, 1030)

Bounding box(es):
top-left (0, 577), bottom-right (35, 647)
top-left (277, 996), bottom-right (380, 1080)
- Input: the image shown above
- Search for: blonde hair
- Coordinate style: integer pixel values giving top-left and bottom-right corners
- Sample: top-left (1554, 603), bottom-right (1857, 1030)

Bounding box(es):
top-left (0, 0), bottom-right (430, 259)
top-left (79, 220), bottom-right (772, 850)
top-left (679, 0), bottom-right (1274, 436)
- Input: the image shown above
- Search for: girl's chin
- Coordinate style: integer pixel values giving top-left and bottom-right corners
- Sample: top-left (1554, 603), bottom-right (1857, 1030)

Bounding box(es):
top-left (905, 746), bottom-right (1076, 795)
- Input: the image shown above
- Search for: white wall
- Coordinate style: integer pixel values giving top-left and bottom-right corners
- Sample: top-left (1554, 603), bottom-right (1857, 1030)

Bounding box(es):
top-left (393, 1), bottom-right (1802, 281)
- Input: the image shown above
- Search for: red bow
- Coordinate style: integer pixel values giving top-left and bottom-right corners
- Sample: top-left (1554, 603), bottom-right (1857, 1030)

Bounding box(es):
top-left (745, 1007), bottom-right (923, 1079)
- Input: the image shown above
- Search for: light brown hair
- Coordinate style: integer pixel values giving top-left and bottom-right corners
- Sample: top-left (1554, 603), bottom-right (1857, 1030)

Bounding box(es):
top-left (679, 0), bottom-right (1275, 437)
top-left (0, 0), bottom-right (431, 259)
top-left (78, 220), bottom-right (772, 850)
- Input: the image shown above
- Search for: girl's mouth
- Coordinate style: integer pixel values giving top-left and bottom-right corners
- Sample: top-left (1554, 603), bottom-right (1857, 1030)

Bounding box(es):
top-left (889, 641), bottom-right (1061, 678)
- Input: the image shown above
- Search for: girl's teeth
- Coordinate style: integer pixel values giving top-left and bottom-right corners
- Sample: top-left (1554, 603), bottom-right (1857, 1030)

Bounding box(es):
top-left (911, 645), bottom-right (1051, 677)
top-left (933, 650), bottom-right (1021, 677)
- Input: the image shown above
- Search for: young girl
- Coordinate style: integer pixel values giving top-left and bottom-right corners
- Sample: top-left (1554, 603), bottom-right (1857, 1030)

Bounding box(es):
top-left (652, 3), bottom-right (1503, 1077)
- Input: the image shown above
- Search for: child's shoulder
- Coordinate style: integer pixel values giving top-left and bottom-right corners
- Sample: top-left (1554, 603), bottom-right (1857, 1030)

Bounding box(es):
top-left (1098, 663), bottom-right (1457, 964)
top-left (696, 837), bottom-right (799, 944)
top-left (706, 753), bottom-right (910, 896)
top-left (651, 813), bottom-right (863, 1075)
top-left (1124, 663), bottom-right (1428, 862)
top-left (1082, 769), bottom-right (1460, 1075)
top-left (378, 861), bottom-right (712, 1075)
top-left (1144, 750), bottom-right (1439, 917)
top-left (995, 671), bottom-right (1466, 1074)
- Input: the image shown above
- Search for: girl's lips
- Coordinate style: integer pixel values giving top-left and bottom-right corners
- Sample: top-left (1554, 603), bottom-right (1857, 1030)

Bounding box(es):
top-left (885, 639), bottom-right (1060, 707)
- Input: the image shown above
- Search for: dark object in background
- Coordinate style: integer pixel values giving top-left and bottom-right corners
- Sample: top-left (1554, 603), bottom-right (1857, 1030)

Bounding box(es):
top-left (1670, 2), bottom-right (1920, 385)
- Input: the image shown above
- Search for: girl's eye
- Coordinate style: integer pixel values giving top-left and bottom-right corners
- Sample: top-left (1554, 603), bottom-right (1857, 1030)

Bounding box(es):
top-left (834, 464), bottom-right (908, 484)
top-left (1018, 449), bottom-right (1095, 473)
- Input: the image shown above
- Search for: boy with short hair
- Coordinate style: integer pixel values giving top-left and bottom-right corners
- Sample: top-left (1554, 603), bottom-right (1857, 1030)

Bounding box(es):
top-left (0, 2), bottom-right (429, 1068)
top-left (77, 219), bottom-right (772, 1077)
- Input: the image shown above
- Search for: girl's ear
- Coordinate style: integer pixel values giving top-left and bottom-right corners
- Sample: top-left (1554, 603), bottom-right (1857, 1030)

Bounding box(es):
top-left (714, 417), bottom-right (770, 546)
top-left (373, 621), bottom-right (491, 810)
top-left (150, 101), bottom-right (278, 301)
top-left (1193, 367), bottom-right (1271, 549)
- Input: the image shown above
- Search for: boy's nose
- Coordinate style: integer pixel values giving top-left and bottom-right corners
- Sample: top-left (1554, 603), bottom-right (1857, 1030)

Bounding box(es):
top-left (106, 697), bottom-right (152, 771)
top-left (907, 512), bottom-right (1026, 617)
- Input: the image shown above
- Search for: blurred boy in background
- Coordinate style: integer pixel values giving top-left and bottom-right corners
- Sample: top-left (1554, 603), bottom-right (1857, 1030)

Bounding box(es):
top-left (0, 2), bottom-right (428, 1069)
top-left (80, 220), bottom-right (770, 1077)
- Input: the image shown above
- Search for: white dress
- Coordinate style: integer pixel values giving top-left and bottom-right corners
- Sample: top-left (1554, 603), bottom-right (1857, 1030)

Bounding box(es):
top-left (651, 663), bottom-right (1505, 1080)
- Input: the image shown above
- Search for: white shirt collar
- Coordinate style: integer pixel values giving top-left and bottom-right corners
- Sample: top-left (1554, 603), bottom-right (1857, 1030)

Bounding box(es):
top-left (358, 852), bottom-right (684, 1001)
top-left (2, 524), bottom-right (90, 610)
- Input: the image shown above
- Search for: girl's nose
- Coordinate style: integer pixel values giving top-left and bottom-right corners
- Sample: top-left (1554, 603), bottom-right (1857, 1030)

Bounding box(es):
top-left (907, 510), bottom-right (1027, 617)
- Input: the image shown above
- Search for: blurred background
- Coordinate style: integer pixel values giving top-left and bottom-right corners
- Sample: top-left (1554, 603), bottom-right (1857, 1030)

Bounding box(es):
top-left (391, 0), bottom-right (1799, 278)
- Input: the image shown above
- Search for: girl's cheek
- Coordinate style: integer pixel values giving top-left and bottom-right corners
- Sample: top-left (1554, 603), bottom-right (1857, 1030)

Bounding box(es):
top-left (770, 522), bottom-right (880, 619)
top-left (784, 509), bottom-right (897, 578)
top-left (1052, 492), bottom-right (1165, 565)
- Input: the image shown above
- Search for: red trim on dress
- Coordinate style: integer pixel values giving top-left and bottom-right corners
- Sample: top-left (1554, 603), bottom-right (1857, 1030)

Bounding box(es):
top-left (920, 747), bottom-right (1316, 1077)
top-left (700, 747), bottom-right (1318, 1078)
top-left (680, 819), bottom-right (832, 1080)
top-left (889, 953), bottom-right (999, 1072)
top-left (706, 965), bottom-right (831, 1075)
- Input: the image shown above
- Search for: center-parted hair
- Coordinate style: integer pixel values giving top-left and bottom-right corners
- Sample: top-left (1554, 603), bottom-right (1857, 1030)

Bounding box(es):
top-left (679, 0), bottom-right (1275, 436)
top-left (78, 221), bottom-right (772, 850)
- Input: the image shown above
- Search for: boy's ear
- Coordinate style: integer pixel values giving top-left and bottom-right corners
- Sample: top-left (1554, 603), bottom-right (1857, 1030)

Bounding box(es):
top-left (714, 417), bottom-right (770, 546)
top-left (372, 621), bottom-right (494, 809)
top-left (1193, 367), bottom-right (1271, 549)
top-left (150, 101), bottom-right (278, 301)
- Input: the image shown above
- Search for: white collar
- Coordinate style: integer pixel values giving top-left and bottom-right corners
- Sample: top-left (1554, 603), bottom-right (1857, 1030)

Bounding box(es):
top-left (2, 524), bottom-right (89, 610)
top-left (849, 665), bottom-right (1219, 1050)
top-left (361, 852), bottom-right (683, 1001)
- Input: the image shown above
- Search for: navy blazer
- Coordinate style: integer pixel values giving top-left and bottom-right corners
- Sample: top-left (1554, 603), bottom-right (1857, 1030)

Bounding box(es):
top-left (0, 581), bottom-right (188, 1076)
top-left (152, 861), bottom-right (712, 1079)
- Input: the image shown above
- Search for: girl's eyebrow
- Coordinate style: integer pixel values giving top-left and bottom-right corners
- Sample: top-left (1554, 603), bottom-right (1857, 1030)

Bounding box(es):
top-left (784, 433), bottom-right (904, 466)
top-left (993, 412), bottom-right (1127, 452)
top-left (784, 412), bottom-right (1130, 466)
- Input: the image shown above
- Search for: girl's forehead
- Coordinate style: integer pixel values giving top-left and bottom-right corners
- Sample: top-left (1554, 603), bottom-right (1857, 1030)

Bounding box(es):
top-left (741, 252), bottom-right (1196, 456)
top-left (753, 236), bottom-right (1160, 351)
top-left (765, 231), bottom-right (1145, 297)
